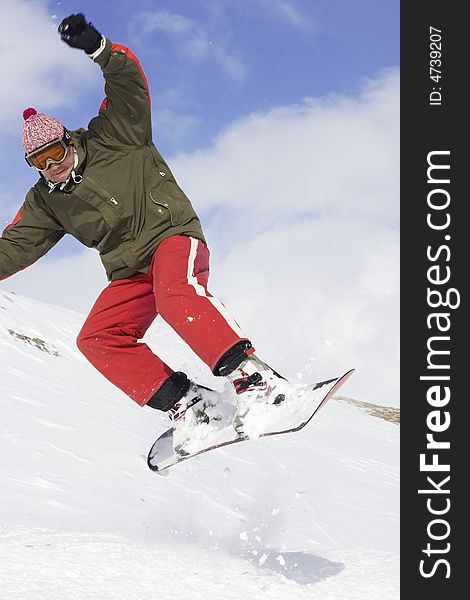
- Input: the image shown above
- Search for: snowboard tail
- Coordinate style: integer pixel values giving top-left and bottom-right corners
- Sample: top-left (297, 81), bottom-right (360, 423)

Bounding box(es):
top-left (147, 369), bottom-right (354, 473)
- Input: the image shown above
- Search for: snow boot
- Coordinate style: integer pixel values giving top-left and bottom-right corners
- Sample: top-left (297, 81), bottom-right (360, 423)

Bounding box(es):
top-left (227, 354), bottom-right (290, 434)
top-left (146, 372), bottom-right (230, 455)
top-left (168, 382), bottom-right (229, 455)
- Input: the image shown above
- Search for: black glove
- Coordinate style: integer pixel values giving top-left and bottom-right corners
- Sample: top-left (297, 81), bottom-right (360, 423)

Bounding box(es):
top-left (58, 13), bottom-right (102, 54)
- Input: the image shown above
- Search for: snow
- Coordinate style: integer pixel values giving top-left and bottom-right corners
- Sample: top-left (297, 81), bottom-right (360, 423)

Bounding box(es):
top-left (0, 291), bottom-right (399, 599)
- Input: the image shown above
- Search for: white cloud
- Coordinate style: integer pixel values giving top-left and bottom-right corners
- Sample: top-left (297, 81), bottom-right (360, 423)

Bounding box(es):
top-left (153, 107), bottom-right (202, 146)
top-left (170, 68), bottom-right (400, 406)
top-left (208, 218), bottom-right (399, 409)
top-left (2, 245), bottom-right (108, 314)
top-left (130, 9), bottom-right (246, 81)
top-left (0, 0), bottom-right (97, 134)
top-left (258, 0), bottom-right (316, 30)
top-left (172, 68), bottom-right (399, 233)
top-left (2, 69), bottom-right (400, 408)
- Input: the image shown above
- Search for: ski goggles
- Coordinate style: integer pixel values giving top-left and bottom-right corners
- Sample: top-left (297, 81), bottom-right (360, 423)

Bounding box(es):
top-left (25, 131), bottom-right (71, 171)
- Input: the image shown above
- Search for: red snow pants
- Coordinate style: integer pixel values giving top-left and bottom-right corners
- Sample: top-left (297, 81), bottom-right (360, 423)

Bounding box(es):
top-left (77, 235), bottom-right (249, 406)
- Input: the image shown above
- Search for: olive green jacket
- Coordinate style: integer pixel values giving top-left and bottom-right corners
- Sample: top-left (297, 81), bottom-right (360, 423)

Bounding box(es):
top-left (0, 39), bottom-right (205, 283)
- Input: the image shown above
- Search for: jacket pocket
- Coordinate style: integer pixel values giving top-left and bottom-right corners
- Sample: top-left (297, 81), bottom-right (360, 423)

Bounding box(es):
top-left (87, 176), bottom-right (122, 211)
top-left (74, 175), bottom-right (134, 247)
top-left (149, 190), bottom-right (175, 226)
top-left (148, 178), bottom-right (198, 228)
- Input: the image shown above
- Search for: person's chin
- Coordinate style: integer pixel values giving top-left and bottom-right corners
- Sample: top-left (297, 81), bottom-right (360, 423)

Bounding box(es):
top-left (48, 169), bottom-right (70, 183)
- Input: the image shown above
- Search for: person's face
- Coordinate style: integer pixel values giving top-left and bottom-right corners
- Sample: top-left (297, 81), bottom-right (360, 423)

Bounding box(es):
top-left (43, 144), bottom-right (75, 183)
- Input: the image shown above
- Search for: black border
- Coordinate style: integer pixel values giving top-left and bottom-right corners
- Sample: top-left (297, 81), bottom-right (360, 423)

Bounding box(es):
top-left (401, 3), bottom-right (465, 595)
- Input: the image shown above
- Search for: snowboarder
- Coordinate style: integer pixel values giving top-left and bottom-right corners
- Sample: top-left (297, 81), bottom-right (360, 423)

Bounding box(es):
top-left (0, 13), bottom-right (288, 452)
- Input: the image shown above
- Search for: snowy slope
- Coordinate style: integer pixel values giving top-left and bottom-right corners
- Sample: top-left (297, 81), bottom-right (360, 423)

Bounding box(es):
top-left (0, 291), bottom-right (399, 600)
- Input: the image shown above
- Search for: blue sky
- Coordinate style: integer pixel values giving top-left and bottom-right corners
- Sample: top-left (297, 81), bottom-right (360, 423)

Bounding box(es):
top-left (110, 0), bottom-right (399, 154)
top-left (1, 1), bottom-right (399, 153)
top-left (1, 0), bottom-right (400, 407)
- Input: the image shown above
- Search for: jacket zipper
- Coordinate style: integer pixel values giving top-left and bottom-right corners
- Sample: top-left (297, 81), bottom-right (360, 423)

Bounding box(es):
top-left (88, 176), bottom-right (120, 207)
top-left (149, 192), bottom-right (175, 226)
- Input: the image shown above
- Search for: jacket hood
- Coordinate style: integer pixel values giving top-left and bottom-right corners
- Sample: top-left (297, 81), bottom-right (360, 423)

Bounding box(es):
top-left (62, 129), bottom-right (88, 192)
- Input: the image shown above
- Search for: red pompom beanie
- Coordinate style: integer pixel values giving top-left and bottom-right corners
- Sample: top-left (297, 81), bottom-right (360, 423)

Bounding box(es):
top-left (22, 107), bottom-right (65, 154)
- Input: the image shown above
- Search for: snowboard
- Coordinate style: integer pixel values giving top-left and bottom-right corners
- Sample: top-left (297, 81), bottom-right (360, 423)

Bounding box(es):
top-left (147, 369), bottom-right (354, 473)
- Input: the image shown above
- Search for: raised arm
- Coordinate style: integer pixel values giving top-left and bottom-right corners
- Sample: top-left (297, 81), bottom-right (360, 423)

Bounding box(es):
top-left (59, 13), bottom-right (152, 146)
top-left (0, 190), bottom-right (65, 282)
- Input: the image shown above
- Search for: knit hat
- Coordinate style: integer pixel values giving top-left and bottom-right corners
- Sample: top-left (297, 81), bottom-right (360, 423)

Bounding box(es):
top-left (22, 107), bottom-right (65, 154)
